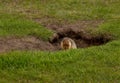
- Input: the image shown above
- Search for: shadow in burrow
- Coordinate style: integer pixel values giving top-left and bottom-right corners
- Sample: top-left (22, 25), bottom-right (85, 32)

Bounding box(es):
top-left (49, 29), bottom-right (113, 50)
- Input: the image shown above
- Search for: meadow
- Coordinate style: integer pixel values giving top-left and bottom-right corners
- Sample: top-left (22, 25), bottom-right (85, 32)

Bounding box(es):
top-left (0, 0), bottom-right (120, 83)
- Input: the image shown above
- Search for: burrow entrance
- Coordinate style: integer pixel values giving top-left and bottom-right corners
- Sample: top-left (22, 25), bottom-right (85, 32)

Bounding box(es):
top-left (49, 28), bottom-right (113, 50)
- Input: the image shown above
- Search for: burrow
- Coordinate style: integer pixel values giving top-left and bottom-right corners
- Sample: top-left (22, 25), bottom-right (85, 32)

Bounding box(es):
top-left (49, 28), bottom-right (113, 50)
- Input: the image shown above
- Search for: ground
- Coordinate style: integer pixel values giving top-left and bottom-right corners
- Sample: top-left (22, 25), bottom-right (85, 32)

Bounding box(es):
top-left (0, 19), bottom-right (111, 53)
top-left (0, 0), bottom-right (120, 83)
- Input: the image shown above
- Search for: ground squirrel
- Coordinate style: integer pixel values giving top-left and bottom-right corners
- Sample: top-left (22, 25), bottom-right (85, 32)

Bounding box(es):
top-left (61, 37), bottom-right (77, 50)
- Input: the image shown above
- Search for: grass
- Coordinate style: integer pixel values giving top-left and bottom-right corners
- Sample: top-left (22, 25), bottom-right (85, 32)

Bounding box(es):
top-left (0, 0), bottom-right (120, 83)
top-left (0, 14), bottom-right (53, 40)
top-left (0, 40), bottom-right (120, 83)
top-left (0, 0), bottom-right (120, 21)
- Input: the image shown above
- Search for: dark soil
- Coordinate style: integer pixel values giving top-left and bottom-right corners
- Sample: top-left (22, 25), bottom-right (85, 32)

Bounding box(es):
top-left (34, 18), bottom-right (112, 49)
top-left (49, 29), bottom-right (112, 49)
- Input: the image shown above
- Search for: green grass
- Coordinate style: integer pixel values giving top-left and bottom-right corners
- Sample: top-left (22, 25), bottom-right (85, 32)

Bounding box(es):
top-left (0, 0), bottom-right (120, 21)
top-left (0, 0), bottom-right (120, 83)
top-left (0, 14), bottom-right (53, 40)
top-left (0, 40), bottom-right (120, 83)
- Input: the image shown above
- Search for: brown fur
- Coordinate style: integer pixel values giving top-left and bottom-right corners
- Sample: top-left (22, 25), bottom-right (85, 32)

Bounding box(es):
top-left (61, 37), bottom-right (77, 50)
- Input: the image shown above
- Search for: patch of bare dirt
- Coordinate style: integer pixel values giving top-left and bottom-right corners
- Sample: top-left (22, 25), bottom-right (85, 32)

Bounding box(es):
top-left (33, 17), bottom-right (104, 32)
top-left (0, 36), bottom-right (56, 53)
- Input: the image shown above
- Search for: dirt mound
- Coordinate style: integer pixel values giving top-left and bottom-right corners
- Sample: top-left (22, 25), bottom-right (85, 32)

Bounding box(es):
top-left (0, 36), bottom-right (56, 53)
